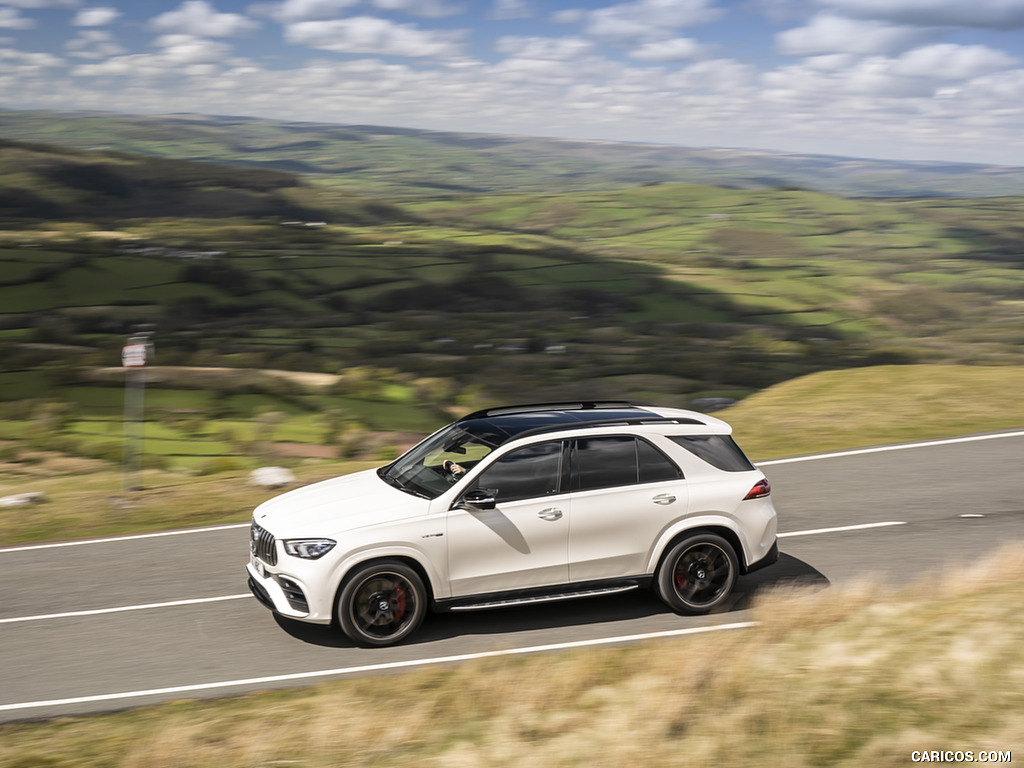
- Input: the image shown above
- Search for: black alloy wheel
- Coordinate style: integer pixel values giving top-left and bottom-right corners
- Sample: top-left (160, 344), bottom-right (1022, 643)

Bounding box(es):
top-left (657, 533), bottom-right (738, 613)
top-left (337, 560), bottom-right (427, 647)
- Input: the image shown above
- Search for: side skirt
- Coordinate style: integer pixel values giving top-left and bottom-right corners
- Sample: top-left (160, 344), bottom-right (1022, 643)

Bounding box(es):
top-left (434, 577), bottom-right (654, 613)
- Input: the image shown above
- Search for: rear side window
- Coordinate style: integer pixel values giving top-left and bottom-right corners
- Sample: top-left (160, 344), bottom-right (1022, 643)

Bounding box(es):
top-left (574, 436), bottom-right (683, 491)
top-left (669, 435), bottom-right (755, 472)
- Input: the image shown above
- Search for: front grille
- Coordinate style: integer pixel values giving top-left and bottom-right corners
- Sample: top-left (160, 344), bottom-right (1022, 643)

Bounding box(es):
top-left (250, 520), bottom-right (277, 566)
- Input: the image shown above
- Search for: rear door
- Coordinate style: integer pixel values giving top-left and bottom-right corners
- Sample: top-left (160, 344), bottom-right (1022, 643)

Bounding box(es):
top-left (567, 435), bottom-right (688, 582)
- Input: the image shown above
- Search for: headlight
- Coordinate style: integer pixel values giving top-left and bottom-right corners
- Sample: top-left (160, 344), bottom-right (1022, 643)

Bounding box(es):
top-left (283, 538), bottom-right (336, 559)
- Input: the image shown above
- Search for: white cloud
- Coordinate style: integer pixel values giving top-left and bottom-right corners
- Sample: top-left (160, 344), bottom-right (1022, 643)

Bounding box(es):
top-left (818, 0), bottom-right (1024, 29)
top-left (151, 1), bottom-right (259, 37)
top-left (801, 53), bottom-right (857, 71)
top-left (0, 8), bottom-right (35, 29)
top-left (373, 0), bottom-right (465, 18)
top-left (892, 43), bottom-right (1017, 79)
top-left (550, 8), bottom-right (586, 23)
top-left (0, 48), bottom-right (62, 69)
top-left (585, 0), bottom-right (722, 42)
top-left (261, 0), bottom-right (358, 24)
top-left (763, 42), bottom-right (1020, 102)
top-left (71, 34), bottom-right (236, 77)
top-left (777, 14), bottom-right (934, 56)
top-left (494, 35), bottom-right (594, 59)
top-left (667, 58), bottom-right (755, 92)
top-left (489, 0), bottom-right (534, 19)
top-left (66, 29), bottom-right (125, 59)
top-left (285, 16), bottom-right (465, 57)
top-left (631, 37), bottom-right (706, 61)
top-left (489, 37), bottom-right (614, 85)
top-left (155, 33), bottom-right (234, 65)
top-left (73, 7), bottom-right (120, 26)
top-left (2, 0), bottom-right (78, 7)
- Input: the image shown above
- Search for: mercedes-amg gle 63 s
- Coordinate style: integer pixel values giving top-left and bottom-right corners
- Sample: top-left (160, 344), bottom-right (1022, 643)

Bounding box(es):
top-left (247, 401), bottom-right (779, 646)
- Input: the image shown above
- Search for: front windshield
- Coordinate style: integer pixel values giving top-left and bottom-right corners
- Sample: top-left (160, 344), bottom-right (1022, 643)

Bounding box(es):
top-left (378, 423), bottom-right (501, 499)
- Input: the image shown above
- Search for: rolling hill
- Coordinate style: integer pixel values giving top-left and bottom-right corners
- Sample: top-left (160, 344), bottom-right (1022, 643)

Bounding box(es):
top-left (3, 109), bottom-right (1024, 199)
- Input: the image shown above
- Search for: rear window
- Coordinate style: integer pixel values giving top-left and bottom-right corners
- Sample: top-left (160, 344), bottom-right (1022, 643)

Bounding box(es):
top-left (668, 435), bottom-right (755, 472)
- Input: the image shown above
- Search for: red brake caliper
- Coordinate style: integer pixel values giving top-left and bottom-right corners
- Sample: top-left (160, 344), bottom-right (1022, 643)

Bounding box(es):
top-left (392, 583), bottom-right (407, 620)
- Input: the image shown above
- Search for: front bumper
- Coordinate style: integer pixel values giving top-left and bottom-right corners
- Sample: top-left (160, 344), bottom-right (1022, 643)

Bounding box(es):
top-left (246, 559), bottom-right (332, 625)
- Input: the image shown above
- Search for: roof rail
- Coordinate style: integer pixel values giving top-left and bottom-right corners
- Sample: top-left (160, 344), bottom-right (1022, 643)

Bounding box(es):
top-left (458, 401), bottom-right (637, 421)
top-left (511, 416), bottom-right (705, 441)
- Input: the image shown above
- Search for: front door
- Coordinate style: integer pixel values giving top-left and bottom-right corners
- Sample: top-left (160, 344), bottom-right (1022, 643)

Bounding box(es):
top-left (446, 440), bottom-right (569, 596)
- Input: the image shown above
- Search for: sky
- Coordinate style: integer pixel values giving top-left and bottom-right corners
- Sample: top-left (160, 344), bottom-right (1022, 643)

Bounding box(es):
top-left (2, 0), bottom-right (1024, 166)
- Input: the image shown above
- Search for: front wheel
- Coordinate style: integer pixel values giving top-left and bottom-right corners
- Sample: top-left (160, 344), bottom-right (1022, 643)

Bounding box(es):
top-left (337, 561), bottom-right (427, 647)
top-left (656, 534), bottom-right (738, 614)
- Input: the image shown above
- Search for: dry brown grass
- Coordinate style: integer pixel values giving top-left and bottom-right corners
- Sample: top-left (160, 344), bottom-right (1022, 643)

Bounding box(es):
top-left (3, 544), bottom-right (1022, 768)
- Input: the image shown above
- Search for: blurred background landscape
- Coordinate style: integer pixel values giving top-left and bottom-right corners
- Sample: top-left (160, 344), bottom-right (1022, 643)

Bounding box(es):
top-left (3, 109), bottom-right (1023, 474)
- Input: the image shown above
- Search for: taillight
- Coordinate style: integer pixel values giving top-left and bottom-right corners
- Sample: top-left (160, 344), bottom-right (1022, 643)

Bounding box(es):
top-left (744, 478), bottom-right (771, 500)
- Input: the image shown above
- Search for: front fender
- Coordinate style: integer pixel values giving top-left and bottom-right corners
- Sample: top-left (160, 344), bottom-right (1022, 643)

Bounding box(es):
top-left (329, 542), bottom-right (449, 608)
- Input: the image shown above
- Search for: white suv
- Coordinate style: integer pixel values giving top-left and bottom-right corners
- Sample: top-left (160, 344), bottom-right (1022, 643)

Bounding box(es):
top-left (247, 402), bottom-right (778, 646)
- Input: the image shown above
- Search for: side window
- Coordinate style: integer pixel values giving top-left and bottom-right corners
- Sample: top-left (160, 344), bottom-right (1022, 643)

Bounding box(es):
top-left (637, 439), bottom-right (684, 483)
top-left (574, 436), bottom-right (637, 491)
top-left (471, 441), bottom-right (564, 503)
top-left (574, 436), bottom-right (684, 491)
top-left (668, 435), bottom-right (755, 472)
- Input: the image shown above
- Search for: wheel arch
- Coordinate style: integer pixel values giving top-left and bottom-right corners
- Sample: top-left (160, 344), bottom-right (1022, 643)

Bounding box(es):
top-left (332, 553), bottom-right (437, 625)
top-left (651, 523), bottom-right (749, 578)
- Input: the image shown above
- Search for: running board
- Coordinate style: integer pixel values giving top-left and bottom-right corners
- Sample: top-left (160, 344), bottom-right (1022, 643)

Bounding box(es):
top-left (448, 583), bottom-right (639, 612)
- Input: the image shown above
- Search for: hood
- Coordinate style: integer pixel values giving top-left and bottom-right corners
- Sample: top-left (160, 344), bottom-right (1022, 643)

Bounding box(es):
top-left (252, 468), bottom-right (428, 538)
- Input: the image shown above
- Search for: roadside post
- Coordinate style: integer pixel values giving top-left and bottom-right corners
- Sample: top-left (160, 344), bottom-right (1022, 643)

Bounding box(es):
top-left (122, 331), bottom-right (153, 491)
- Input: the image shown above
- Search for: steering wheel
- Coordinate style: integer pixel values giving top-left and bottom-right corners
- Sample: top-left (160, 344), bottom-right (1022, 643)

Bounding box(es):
top-left (442, 460), bottom-right (465, 482)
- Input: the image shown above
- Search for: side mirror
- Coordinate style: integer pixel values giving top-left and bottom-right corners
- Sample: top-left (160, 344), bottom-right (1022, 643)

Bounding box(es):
top-left (458, 488), bottom-right (497, 511)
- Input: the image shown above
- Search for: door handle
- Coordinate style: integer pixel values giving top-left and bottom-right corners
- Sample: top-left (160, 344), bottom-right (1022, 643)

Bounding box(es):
top-left (538, 508), bottom-right (563, 521)
top-left (652, 494), bottom-right (676, 505)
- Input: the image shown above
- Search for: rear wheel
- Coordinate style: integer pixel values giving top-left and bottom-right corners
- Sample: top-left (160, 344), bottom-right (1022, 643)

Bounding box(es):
top-left (656, 534), bottom-right (737, 614)
top-left (337, 561), bottom-right (427, 647)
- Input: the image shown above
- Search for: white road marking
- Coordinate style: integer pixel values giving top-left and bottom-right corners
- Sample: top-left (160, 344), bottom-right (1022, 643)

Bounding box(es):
top-left (0, 521), bottom-right (902, 625)
top-left (0, 523), bottom-right (249, 554)
top-left (758, 430), bottom-right (1024, 467)
top-left (0, 621), bottom-right (757, 713)
top-left (0, 594), bottom-right (252, 625)
top-left (777, 521), bottom-right (907, 538)
top-left (2, 430), bottom-right (1019, 555)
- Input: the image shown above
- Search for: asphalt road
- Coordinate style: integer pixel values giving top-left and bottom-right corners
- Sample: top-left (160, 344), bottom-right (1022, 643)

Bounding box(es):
top-left (2, 430), bottom-right (1022, 723)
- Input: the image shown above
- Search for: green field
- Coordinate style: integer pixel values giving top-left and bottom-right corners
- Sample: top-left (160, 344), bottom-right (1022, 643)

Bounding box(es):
top-left (3, 135), bottom-right (1024, 416)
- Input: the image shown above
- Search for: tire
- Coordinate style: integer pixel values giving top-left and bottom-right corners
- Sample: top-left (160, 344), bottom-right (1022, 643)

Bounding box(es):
top-left (656, 533), bottom-right (738, 614)
top-left (337, 560), bottom-right (427, 647)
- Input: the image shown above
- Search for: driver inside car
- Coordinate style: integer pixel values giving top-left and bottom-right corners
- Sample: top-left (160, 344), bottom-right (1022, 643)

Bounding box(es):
top-left (443, 459), bottom-right (468, 477)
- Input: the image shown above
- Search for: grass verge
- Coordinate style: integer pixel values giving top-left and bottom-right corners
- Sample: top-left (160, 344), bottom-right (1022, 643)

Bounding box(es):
top-left (0, 461), bottom-right (378, 546)
top-left (2, 543), bottom-right (1022, 767)
top-left (723, 364), bottom-right (1024, 461)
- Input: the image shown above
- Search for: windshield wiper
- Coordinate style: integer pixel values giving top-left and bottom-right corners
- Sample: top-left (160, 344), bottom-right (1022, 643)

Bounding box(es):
top-left (378, 467), bottom-right (430, 499)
